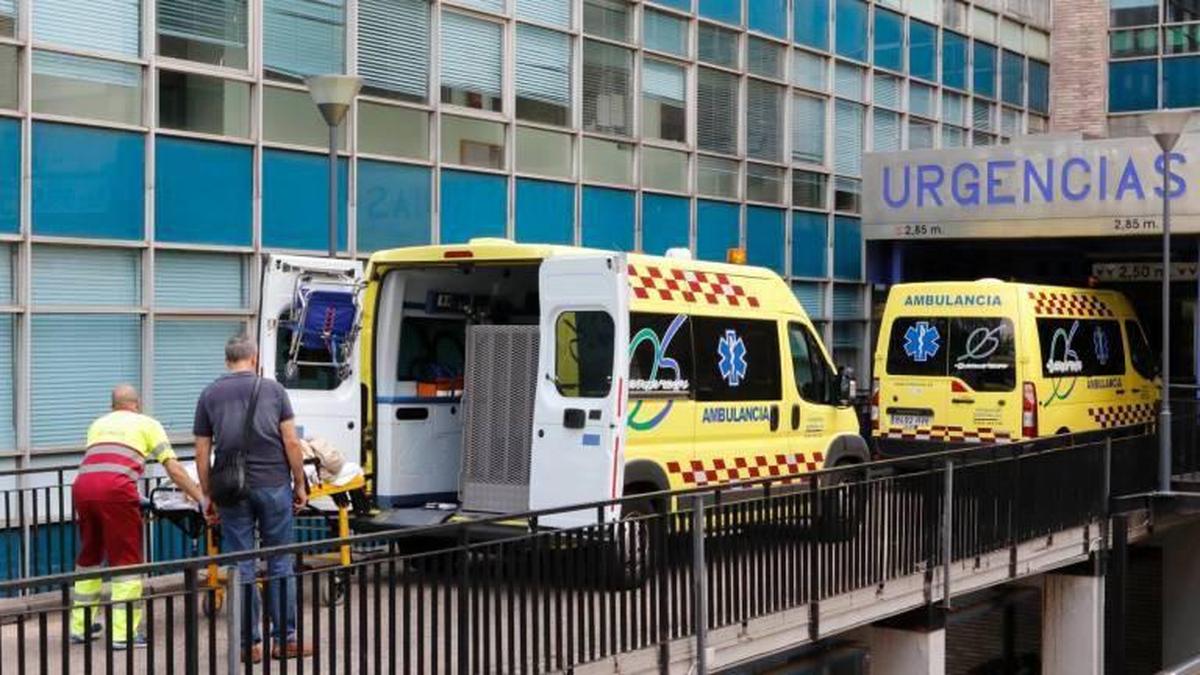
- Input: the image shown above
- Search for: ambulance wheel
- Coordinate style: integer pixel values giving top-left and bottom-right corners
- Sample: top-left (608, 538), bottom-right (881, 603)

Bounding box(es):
top-left (606, 497), bottom-right (655, 590)
top-left (817, 460), bottom-right (868, 543)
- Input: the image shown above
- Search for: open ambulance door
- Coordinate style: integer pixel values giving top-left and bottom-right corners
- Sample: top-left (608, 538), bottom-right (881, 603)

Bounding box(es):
top-left (528, 254), bottom-right (629, 528)
top-left (258, 255), bottom-right (364, 463)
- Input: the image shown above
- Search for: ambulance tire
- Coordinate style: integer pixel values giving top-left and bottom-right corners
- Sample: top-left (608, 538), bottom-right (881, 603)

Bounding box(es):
top-left (606, 494), bottom-right (658, 590)
top-left (817, 458), bottom-right (868, 543)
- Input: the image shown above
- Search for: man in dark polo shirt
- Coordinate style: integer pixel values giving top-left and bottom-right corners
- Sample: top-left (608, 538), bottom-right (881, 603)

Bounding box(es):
top-left (194, 335), bottom-right (309, 663)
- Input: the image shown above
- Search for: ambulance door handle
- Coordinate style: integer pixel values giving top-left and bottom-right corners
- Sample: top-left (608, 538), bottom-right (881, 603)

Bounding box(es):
top-left (769, 405), bottom-right (780, 432)
top-left (951, 397), bottom-right (975, 404)
top-left (791, 404), bottom-right (801, 430)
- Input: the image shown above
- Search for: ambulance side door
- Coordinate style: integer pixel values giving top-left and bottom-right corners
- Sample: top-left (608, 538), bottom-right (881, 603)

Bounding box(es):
top-left (785, 321), bottom-right (838, 467)
top-left (258, 255), bottom-right (364, 460)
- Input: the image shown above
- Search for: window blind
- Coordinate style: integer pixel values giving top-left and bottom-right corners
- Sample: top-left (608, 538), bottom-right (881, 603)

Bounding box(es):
top-left (872, 109), bottom-right (900, 152)
top-left (834, 100), bottom-right (863, 176)
top-left (973, 99), bottom-right (993, 130)
top-left (159, 0), bottom-right (247, 49)
top-left (791, 94), bottom-right (825, 164)
top-left (644, 9), bottom-right (687, 56)
top-left (833, 62), bottom-right (863, 100)
top-left (155, 251), bottom-right (245, 309)
top-left (516, 24), bottom-right (570, 106)
top-left (873, 74), bottom-right (901, 109)
top-left (516, 0), bottom-right (570, 28)
top-left (0, 245), bottom-right (10, 302)
top-left (32, 246), bottom-right (141, 306)
top-left (35, 0), bottom-right (140, 56)
top-left (0, 316), bottom-right (11, 449)
top-left (942, 91), bottom-right (965, 124)
top-left (908, 120), bottom-right (934, 149)
top-left (698, 23), bottom-right (738, 67)
top-left (1001, 50), bottom-right (1024, 106)
top-left (697, 67), bottom-right (737, 154)
top-left (642, 58), bottom-right (684, 101)
top-left (792, 50), bottom-right (826, 91)
top-left (582, 39), bottom-right (632, 135)
top-left (746, 80), bottom-right (783, 162)
top-left (154, 320), bottom-right (244, 433)
top-left (831, 284), bottom-right (863, 319)
top-left (263, 0), bottom-right (346, 78)
top-left (441, 12), bottom-right (502, 99)
top-left (791, 283), bottom-right (824, 318)
top-left (359, 0), bottom-right (428, 100)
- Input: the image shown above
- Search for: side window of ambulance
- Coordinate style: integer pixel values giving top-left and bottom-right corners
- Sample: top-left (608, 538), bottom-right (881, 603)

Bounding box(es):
top-left (1125, 320), bottom-right (1157, 380)
top-left (788, 323), bottom-right (835, 404)
top-left (886, 317), bottom-right (950, 376)
top-left (948, 317), bottom-right (1016, 392)
top-left (554, 310), bottom-right (615, 398)
top-left (692, 317), bottom-right (781, 402)
top-left (1036, 318), bottom-right (1125, 378)
top-left (628, 313), bottom-right (694, 397)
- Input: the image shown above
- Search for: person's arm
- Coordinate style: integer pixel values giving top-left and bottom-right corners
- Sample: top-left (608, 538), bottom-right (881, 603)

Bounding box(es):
top-left (280, 419), bottom-right (307, 508)
top-left (194, 436), bottom-right (213, 496)
top-left (162, 458), bottom-right (205, 504)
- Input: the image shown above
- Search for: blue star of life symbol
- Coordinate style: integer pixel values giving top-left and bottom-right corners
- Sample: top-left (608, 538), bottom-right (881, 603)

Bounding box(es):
top-left (903, 321), bottom-right (941, 362)
top-left (718, 329), bottom-right (748, 387)
top-left (1093, 326), bottom-right (1110, 365)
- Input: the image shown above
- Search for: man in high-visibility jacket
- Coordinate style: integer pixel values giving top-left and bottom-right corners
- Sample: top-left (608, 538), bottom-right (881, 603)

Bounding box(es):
top-left (70, 384), bottom-right (206, 648)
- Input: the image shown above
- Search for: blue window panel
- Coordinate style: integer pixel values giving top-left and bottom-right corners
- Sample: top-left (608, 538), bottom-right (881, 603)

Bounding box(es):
top-left (0, 245), bottom-right (11, 302)
top-left (1164, 56), bottom-right (1200, 109)
top-left (0, 119), bottom-right (17, 234)
top-left (1109, 60), bottom-right (1158, 112)
top-left (641, 193), bottom-right (689, 255)
top-left (156, 137), bottom-right (252, 246)
top-left (874, 9), bottom-right (904, 72)
top-left (748, 0), bottom-right (786, 38)
top-left (0, 316), bottom-right (12, 450)
top-left (699, 0), bottom-right (740, 25)
top-left (792, 282), bottom-right (824, 319)
top-left (973, 41), bottom-right (997, 98)
top-left (441, 170), bottom-right (506, 244)
top-left (833, 216), bottom-right (862, 281)
top-left (794, 0), bottom-right (829, 50)
top-left (942, 31), bottom-right (968, 90)
top-left (515, 179), bottom-right (574, 245)
top-left (650, 0), bottom-right (690, 10)
top-left (32, 245), bottom-right (141, 306)
top-left (791, 211), bottom-right (827, 278)
top-left (31, 314), bottom-right (140, 447)
top-left (1001, 51), bottom-right (1024, 106)
top-left (155, 251), bottom-right (246, 309)
top-left (32, 123), bottom-right (144, 240)
top-left (582, 187), bottom-right (635, 251)
top-left (909, 20), bottom-right (937, 81)
top-left (746, 207), bottom-right (785, 274)
top-left (262, 149), bottom-right (348, 251)
top-left (154, 320), bottom-right (245, 434)
top-left (1029, 60), bottom-right (1050, 114)
top-left (357, 160), bottom-right (431, 252)
top-left (835, 0), bottom-right (868, 62)
top-left (696, 200), bottom-right (739, 262)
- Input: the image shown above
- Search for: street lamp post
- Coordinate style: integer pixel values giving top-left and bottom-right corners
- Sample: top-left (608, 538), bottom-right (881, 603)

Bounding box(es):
top-left (306, 75), bottom-right (363, 259)
top-left (1145, 110), bottom-right (1193, 493)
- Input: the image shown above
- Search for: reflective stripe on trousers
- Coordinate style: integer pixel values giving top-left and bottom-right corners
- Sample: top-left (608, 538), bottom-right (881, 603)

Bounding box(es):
top-left (70, 574), bottom-right (143, 642)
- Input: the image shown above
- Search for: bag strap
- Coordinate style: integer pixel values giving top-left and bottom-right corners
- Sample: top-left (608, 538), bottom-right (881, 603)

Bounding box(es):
top-left (239, 377), bottom-right (263, 455)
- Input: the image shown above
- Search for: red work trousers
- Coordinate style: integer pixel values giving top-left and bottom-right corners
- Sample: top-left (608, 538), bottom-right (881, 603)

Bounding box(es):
top-left (73, 473), bottom-right (143, 568)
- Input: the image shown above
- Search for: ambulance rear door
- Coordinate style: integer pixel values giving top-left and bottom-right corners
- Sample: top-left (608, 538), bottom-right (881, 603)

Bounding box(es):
top-left (258, 255), bottom-right (364, 461)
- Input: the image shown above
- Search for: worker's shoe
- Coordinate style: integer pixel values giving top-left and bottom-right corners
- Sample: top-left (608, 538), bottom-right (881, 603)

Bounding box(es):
top-left (242, 645), bottom-right (263, 664)
top-left (112, 635), bottom-right (147, 650)
top-left (69, 623), bottom-right (103, 644)
top-left (271, 641), bottom-right (313, 659)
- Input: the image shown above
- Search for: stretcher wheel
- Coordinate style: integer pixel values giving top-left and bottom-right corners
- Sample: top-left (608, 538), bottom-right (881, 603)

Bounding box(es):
top-left (319, 571), bottom-right (347, 607)
top-left (202, 588), bottom-right (225, 618)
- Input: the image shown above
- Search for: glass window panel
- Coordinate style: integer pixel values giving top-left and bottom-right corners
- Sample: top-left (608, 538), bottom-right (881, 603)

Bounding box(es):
top-left (263, 0), bottom-right (346, 80)
top-left (1168, 0), bottom-right (1200, 21)
top-left (943, 30), bottom-right (969, 89)
top-left (833, 216), bottom-right (862, 280)
top-left (584, 0), bottom-right (631, 42)
top-left (972, 8), bottom-right (997, 41)
top-left (440, 169), bottom-right (506, 242)
top-left (792, 170), bottom-right (827, 209)
top-left (32, 123), bottom-right (145, 240)
top-left (35, 0), bottom-right (140, 56)
top-left (1108, 59), bottom-right (1158, 112)
top-left (582, 186), bottom-right (634, 249)
top-left (696, 199), bottom-right (739, 261)
top-left (441, 12), bottom-right (502, 111)
top-left (973, 130), bottom-right (994, 145)
top-left (641, 193), bottom-right (689, 254)
top-left (748, 0), bottom-right (786, 38)
top-left (1164, 55), bottom-right (1200, 108)
top-left (909, 20), bottom-right (938, 81)
top-left (1111, 0), bottom-right (1159, 27)
top-left (1000, 18), bottom-right (1023, 51)
top-left (1027, 28), bottom-right (1050, 60)
top-left (158, 71), bottom-right (250, 137)
top-left (643, 146), bottom-right (689, 192)
top-left (793, 49), bottom-right (827, 91)
top-left (874, 73), bottom-right (901, 109)
top-left (32, 52), bottom-right (143, 126)
top-left (910, 82), bottom-right (935, 117)
top-left (942, 125), bottom-right (966, 147)
top-left (32, 245), bottom-right (141, 306)
top-left (1028, 59), bottom-right (1049, 113)
top-left (583, 40), bottom-right (633, 136)
top-left (359, 101), bottom-right (429, 159)
top-left (874, 8), bottom-right (904, 72)
top-left (642, 58), bottom-right (686, 142)
top-left (834, 176), bottom-right (860, 213)
top-left (699, 0), bottom-right (741, 25)
top-left (1000, 107), bottom-right (1020, 137)
top-left (0, 314), bottom-right (10, 449)
top-left (697, 155), bottom-right (739, 198)
top-left (442, 115), bottom-right (505, 169)
top-left (699, 23), bottom-right (739, 68)
top-left (908, 0), bottom-right (939, 22)
top-left (261, 149), bottom-right (348, 250)
top-left (794, 0), bottom-right (829, 50)
top-left (835, 0), bottom-right (868, 61)
top-left (973, 99), bottom-right (994, 130)
top-left (697, 67), bottom-right (738, 154)
top-left (0, 245), bottom-right (11, 300)
top-left (0, 45), bottom-right (17, 110)
top-left (158, 0), bottom-right (249, 68)
top-left (746, 163), bottom-right (784, 204)
top-left (517, 126), bottom-right (573, 178)
top-left (156, 138), bottom-right (252, 246)
top-left (1001, 50), bottom-right (1024, 106)
top-left (834, 62), bottom-right (864, 100)
top-left (942, 91), bottom-right (966, 124)
top-left (746, 80), bottom-right (784, 162)
top-left (517, 0), bottom-right (571, 28)
top-left (0, 120), bottom-right (12, 234)
top-left (359, 0), bottom-right (429, 102)
top-left (834, 100), bottom-right (863, 176)
top-left (873, 109), bottom-right (900, 152)
top-left (1112, 28), bottom-right (1158, 58)
top-left (1028, 114), bottom-right (1047, 133)
top-left (456, 0), bottom-right (504, 12)
top-left (582, 136), bottom-right (634, 184)
top-left (791, 214), bottom-right (826, 279)
top-left (748, 37), bottom-right (785, 79)
top-left (644, 8), bottom-right (687, 56)
top-left (746, 206), bottom-right (785, 273)
top-left (263, 85), bottom-right (346, 147)
top-left (792, 93), bottom-right (826, 165)
top-left (516, 24), bottom-right (571, 126)
top-left (908, 119), bottom-right (935, 149)
top-left (974, 41), bottom-right (997, 98)
top-left (944, 0), bottom-right (967, 30)
top-left (515, 178), bottom-right (573, 245)
top-left (1166, 25), bottom-right (1200, 54)
top-left (0, 0), bottom-right (13, 37)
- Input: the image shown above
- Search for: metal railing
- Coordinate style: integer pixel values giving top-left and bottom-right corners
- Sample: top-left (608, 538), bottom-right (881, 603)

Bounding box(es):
top-left (0, 429), bottom-right (1158, 674)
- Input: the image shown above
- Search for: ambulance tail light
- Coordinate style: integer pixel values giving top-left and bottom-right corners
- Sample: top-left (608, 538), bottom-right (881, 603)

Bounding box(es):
top-left (870, 378), bottom-right (880, 433)
top-left (1022, 382), bottom-right (1038, 439)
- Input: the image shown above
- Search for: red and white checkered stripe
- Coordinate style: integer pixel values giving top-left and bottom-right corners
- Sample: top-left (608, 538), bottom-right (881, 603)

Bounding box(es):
top-left (628, 264), bottom-right (761, 308)
top-left (1028, 291), bottom-right (1113, 318)
top-left (1088, 403), bottom-right (1156, 429)
top-left (877, 425), bottom-right (1013, 444)
top-left (665, 452), bottom-right (824, 486)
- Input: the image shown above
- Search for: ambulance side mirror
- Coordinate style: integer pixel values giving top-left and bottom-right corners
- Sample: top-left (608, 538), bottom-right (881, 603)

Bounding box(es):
top-left (836, 367), bottom-right (856, 407)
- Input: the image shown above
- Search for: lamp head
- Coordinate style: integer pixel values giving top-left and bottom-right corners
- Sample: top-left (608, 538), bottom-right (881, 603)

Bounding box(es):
top-left (306, 75), bottom-right (362, 127)
top-left (1144, 110), bottom-right (1193, 152)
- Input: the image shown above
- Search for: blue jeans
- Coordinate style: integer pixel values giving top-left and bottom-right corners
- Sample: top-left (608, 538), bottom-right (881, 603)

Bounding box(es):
top-left (218, 484), bottom-right (296, 648)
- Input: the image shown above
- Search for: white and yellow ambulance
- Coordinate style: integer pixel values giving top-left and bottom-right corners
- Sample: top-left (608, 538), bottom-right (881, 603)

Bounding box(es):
top-left (255, 240), bottom-right (867, 528)
top-left (872, 280), bottom-right (1158, 457)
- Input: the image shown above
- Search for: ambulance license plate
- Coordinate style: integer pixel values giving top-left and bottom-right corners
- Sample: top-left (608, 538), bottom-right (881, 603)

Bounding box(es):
top-left (890, 414), bottom-right (931, 429)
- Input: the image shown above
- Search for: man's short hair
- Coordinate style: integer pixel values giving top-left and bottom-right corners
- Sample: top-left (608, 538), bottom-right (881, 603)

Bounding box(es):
top-left (225, 334), bottom-right (258, 363)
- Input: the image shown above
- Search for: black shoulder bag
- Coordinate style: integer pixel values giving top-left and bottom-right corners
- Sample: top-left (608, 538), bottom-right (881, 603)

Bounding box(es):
top-left (209, 377), bottom-right (262, 508)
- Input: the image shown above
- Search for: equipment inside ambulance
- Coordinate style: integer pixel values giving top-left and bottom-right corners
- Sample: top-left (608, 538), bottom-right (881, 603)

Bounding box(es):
top-left (872, 280), bottom-right (1159, 457)
top-left (257, 242), bottom-right (867, 531)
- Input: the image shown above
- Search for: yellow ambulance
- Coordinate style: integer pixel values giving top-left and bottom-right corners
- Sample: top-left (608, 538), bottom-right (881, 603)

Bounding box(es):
top-left (872, 280), bottom-right (1158, 457)
top-left (256, 241), bottom-right (867, 528)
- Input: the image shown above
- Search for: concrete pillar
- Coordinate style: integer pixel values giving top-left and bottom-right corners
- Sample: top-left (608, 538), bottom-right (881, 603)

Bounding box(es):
top-left (1162, 521), bottom-right (1200, 667)
top-left (1042, 568), bottom-right (1104, 675)
top-left (866, 608), bottom-right (945, 675)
